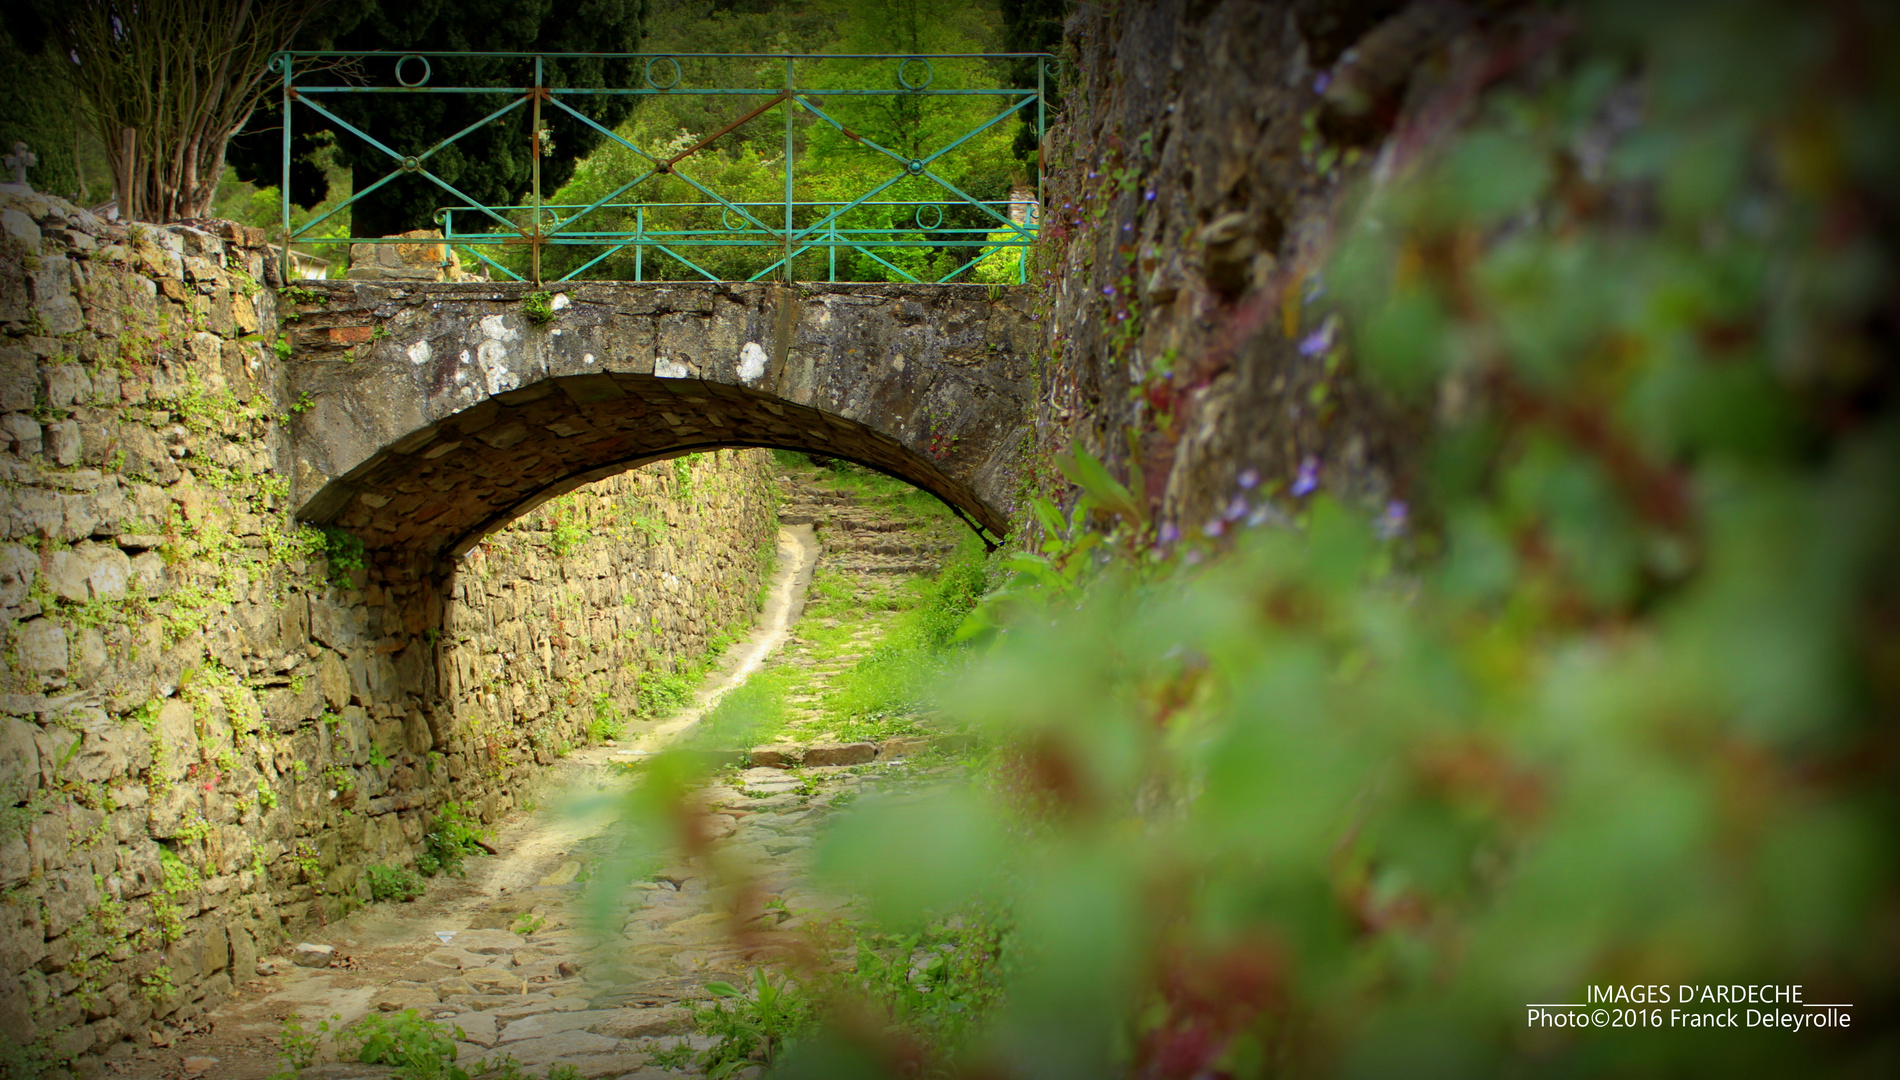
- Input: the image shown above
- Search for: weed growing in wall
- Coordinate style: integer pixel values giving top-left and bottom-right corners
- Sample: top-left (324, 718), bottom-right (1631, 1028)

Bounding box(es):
top-left (521, 290), bottom-right (557, 325)
top-left (586, 693), bottom-right (626, 742)
top-left (416, 803), bottom-right (490, 878)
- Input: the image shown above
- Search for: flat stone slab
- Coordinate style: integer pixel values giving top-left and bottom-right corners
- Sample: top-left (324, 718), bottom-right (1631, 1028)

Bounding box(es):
top-left (558, 1053), bottom-right (657, 1079)
top-left (421, 947), bottom-right (491, 971)
top-left (446, 929), bottom-right (527, 955)
top-left (497, 1008), bottom-right (617, 1043)
top-left (590, 1006), bottom-right (695, 1039)
top-left (502, 1028), bottom-right (620, 1064)
top-left (373, 987), bottom-right (439, 1012)
top-left (803, 742), bottom-right (876, 766)
top-left (449, 1009), bottom-right (498, 1047)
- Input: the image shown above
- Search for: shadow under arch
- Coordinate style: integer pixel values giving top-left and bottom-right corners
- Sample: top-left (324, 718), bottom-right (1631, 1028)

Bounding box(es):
top-left (296, 372), bottom-right (1011, 562)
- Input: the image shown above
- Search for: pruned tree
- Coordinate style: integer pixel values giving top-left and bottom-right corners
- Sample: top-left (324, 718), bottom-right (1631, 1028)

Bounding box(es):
top-left (46, 0), bottom-right (320, 222)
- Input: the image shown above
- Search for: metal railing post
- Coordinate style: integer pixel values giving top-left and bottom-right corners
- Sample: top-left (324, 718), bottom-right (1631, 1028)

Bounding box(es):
top-left (783, 57), bottom-right (795, 284)
top-left (531, 56), bottom-right (544, 285)
top-left (635, 205), bottom-right (644, 282)
top-left (280, 54), bottom-right (293, 282)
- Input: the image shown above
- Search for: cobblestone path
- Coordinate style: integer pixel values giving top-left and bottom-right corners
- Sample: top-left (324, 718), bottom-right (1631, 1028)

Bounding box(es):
top-left (128, 465), bottom-right (961, 1080)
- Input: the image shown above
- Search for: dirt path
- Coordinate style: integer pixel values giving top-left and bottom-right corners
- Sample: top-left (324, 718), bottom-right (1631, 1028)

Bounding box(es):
top-left (125, 475), bottom-right (960, 1080)
top-left (127, 527), bottom-right (823, 1080)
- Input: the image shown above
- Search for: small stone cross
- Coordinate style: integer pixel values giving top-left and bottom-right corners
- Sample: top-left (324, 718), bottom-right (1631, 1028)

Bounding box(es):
top-left (4, 142), bottom-right (36, 188)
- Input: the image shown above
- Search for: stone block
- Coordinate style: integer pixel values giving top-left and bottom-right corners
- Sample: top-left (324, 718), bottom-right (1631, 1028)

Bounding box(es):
top-left (230, 924), bottom-right (257, 977)
top-left (68, 712), bottom-right (150, 785)
top-left (453, 1008), bottom-right (498, 1047)
top-left (2, 411), bottom-right (42, 457)
top-left (290, 942), bottom-right (334, 967)
top-left (0, 716), bottom-right (39, 799)
top-left (45, 419), bottom-right (80, 465)
top-left (878, 736), bottom-right (932, 759)
top-left (373, 986), bottom-right (438, 1012)
top-left (801, 742), bottom-right (876, 767)
top-left (590, 1005), bottom-right (695, 1039)
top-left (201, 923), bottom-right (229, 974)
top-left (41, 867), bottom-right (98, 938)
top-left (315, 649), bottom-right (350, 710)
top-left (14, 618), bottom-right (67, 675)
top-left (0, 889), bottom-right (46, 974)
top-left (42, 365), bottom-right (89, 408)
top-left (154, 700), bottom-right (195, 784)
top-left (0, 348), bottom-right (35, 412)
top-left (402, 709), bottom-right (433, 754)
top-left (445, 928), bottom-right (523, 955)
top-left (0, 544), bottom-right (33, 605)
top-left (78, 541), bottom-right (132, 599)
top-left (1, 208), bottom-right (40, 252)
top-left (0, 978), bottom-right (36, 1048)
top-left (747, 745), bottom-right (803, 768)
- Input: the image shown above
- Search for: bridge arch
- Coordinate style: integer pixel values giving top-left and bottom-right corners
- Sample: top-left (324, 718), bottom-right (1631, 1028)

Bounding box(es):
top-left (285, 282), bottom-right (1034, 560)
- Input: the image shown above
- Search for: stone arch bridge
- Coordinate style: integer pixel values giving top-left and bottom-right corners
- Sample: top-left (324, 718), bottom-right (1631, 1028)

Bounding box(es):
top-left (284, 281), bottom-right (1036, 561)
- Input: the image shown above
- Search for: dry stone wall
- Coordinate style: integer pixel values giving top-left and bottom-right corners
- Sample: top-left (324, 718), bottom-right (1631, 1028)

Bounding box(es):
top-left (437, 456), bottom-right (776, 812)
top-left (0, 188), bottom-right (778, 1069)
top-left (1028, 0), bottom-right (1436, 532)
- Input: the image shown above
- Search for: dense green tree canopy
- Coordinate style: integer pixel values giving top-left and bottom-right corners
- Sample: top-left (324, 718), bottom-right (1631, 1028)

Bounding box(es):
top-left (228, 0), bottom-right (648, 238)
top-left (526, 0), bottom-right (1035, 282)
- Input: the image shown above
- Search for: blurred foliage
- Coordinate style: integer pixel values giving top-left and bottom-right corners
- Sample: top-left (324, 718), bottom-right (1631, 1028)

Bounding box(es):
top-left (0, 25), bottom-right (82, 200)
top-left (612, 1), bottom-right (1900, 1075)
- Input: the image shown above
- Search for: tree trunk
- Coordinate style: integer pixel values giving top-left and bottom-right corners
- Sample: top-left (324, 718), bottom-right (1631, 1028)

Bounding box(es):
top-left (115, 128), bottom-right (138, 221)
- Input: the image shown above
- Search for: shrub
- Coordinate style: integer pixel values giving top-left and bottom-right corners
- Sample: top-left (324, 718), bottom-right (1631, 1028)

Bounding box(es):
top-left (416, 803), bottom-right (489, 878)
top-left (366, 863), bottom-right (425, 902)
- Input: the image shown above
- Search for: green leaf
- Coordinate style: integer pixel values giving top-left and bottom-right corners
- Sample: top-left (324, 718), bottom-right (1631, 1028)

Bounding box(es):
top-left (1055, 446), bottom-right (1148, 526)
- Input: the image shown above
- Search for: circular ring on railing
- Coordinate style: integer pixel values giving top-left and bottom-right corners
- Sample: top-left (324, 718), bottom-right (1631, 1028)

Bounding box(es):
top-left (645, 56), bottom-right (682, 91)
top-left (268, 53), bottom-right (290, 75)
top-left (907, 158), bottom-right (925, 176)
top-left (721, 205), bottom-right (746, 231)
top-left (432, 208), bottom-right (450, 227)
top-left (395, 54), bottom-right (432, 88)
top-left (400, 156), bottom-right (422, 173)
top-left (914, 204), bottom-right (943, 230)
top-left (897, 57), bottom-right (934, 91)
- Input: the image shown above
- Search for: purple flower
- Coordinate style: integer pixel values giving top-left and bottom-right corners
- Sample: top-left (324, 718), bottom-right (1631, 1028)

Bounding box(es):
top-left (1144, 189), bottom-right (1157, 202)
top-left (1089, 170), bottom-right (1099, 179)
top-left (1299, 318), bottom-right (1336, 357)
top-left (1205, 517), bottom-right (1227, 538)
top-left (1185, 549), bottom-right (1204, 566)
top-left (1237, 467), bottom-right (1260, 490)
top-left (1116, 310), bottom-right (1128, 321)
top-left (1122, 222), bottom-right (1134, 233)
top-left (1159, 521), bottom-right (1181, 545)
top-left (1377, 499), bottom-right (1409, 539)
top-left (1314, 72), bottom-right (1332, 95)
top-left (1291, 456), bottom-right (1320, 498)
top-left (1224, 495), bottom-right (1249, 522)
top-left (1102, 284), bottom-right (1117, 297)
top-left (1063, 202), bottom-right (1072, 209)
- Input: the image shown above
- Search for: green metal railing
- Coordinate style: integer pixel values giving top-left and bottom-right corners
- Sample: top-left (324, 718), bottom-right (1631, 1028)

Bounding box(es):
top-left (439, 199), bottom-right (1037, 283)
top-left (272, 51), bottom-right (1052, 284)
